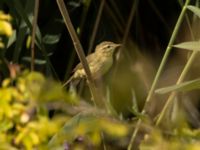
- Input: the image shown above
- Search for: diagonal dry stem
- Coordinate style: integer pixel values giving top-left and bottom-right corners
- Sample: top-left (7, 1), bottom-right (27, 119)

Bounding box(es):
top-left (56, 0), bottom-right (104, 107)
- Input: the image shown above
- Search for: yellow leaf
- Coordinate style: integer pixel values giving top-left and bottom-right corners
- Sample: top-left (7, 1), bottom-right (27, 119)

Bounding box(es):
top-left (0, 20), bottom-right (12, 36)
top-left (26, 35), bottom-right (31, 49)
top-left (0, 11), bottom-right (12, 21)
top-left (89, 132), bottom-right (101, 145)
top-left (2, 78), bottom-right (11, 87)
top-left (0, 42), bottom-right (4, 48)
top-left (0, 88), bottom-right (13, 102)
top-left (29, 132), bottom-right (40, 145)
top-left (100, 118), bottom-right (128, 137)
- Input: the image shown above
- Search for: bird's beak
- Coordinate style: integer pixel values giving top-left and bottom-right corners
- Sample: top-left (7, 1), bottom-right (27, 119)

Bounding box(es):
top-left (115, 43), bottom-right (121, 48)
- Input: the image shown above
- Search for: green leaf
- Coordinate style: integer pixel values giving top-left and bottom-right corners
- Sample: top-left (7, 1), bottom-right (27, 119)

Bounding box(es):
top-left (155, 78), bottom-right (200, 94)
top-left (5, 0), bottom-right (59, 78)
top-left (187, 5), bottom-right (200, 19)
top-left (38, 80), bottom-right (77, 104)
top-left (48, 114), bottom-right (95, 148)
top-left (13, 0), bottom-right (42, 48)
top-left (13, 27), bottom-right (27, 62)
top-left (0, 119), bottom-right (13, 132)
top-left (173, 41), bottom-right (200, 51)
top-left (6, 30), bottom-right (16, 48)
top-left (22, 57), bottom-right (47, 65)
top-left (49, 114), bottom-right (128, 149)
top-left (43, 34), bottom-right (61, 45)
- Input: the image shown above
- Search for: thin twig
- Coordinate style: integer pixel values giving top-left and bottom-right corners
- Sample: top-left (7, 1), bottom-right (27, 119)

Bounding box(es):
top-left (79, 0), bottom-right (92, 38)
top-left (122, 0), bottom-right (138, 46)
top-left (147, 0), bottom-right (171, 33)
top-left (109, 0), bottom-right (125, 26)
top-left (128, 0), bottom-right (191, 149)
top-left (178, 0), bottom-right (195, 40)
top-left (88, 0), bottom-right (106, 54)
top-left (113, 0), bottom-right (138, 72)
top-left (104, 3), bottom-right (124, 34)
top-left (56, 0), bottom-right (103, 107)
top-left (78, 0), bottom-right (106, 98)
top-left (111, 0), bottom-right (138, 93)
top-left (31, 0), bottom-right (39, 71)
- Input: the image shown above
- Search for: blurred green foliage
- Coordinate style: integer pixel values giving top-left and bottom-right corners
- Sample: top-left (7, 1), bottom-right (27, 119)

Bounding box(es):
top-left (49, 114), bottom-right (129, 149)
top-left (140, 127), bottom-right (200, 150)
top-left (0, 70), bottom-right (78, 149)
top-left (0, 69), bottom-right (130, 149)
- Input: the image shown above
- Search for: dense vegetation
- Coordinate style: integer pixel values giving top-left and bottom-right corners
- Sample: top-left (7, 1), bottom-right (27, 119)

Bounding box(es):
top-left (1, 0), bottom-right (200, 149)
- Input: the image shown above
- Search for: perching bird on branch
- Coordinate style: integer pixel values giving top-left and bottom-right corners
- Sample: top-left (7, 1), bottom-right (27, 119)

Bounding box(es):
top-left (63, 41), bottom-right (121, 86)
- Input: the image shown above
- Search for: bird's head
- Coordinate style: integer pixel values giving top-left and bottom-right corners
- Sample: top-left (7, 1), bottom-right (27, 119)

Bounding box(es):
top-left (95, 41), bottom-right (121, 57)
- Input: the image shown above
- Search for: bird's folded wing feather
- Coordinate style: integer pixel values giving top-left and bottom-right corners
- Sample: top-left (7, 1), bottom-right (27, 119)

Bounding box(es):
top-left (73, 53), bottom-right (96, 72)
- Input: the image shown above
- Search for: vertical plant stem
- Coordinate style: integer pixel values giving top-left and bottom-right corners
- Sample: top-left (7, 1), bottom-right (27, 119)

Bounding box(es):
top-left (109, 0), bottom-right (125, 25)
top-left (156, 51), bottom-right (198, 126)
top-left (88, 0), bottom-right (106, 54)
top-left (104, 3), bottom-right (124, 34)
top-left (127, 118), bottom-right (142, 150)
top-left (178, 0), bottom-right (194, 40)
top-left (31, 0), bottom-right (39, 71)
top-left (79, 0), bottom-right (92, 38)
top-left (78, 0), bottom-right (106, 99)
top-left (121, 0), bottom-right (138, 59)
top-left (147, 0), bottom-right (171, 32)
top-left (155, 0), bottom-right (198, 126)
top-left (143, 0), bottom-right (190, 111)
top-left (114, 0), bottom-right (138, 76)
top-left (128, 0), bottom-right (190, 149)
top-left (56, 0), bottom-right (103, 107)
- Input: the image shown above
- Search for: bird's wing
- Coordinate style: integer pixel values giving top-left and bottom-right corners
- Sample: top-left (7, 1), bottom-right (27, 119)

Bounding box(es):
top-left (73, 53), bottom-right (96, 72)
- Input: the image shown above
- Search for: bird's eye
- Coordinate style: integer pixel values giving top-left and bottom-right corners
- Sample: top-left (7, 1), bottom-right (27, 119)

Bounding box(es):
top-left (107, 45), bottom-right (111, 49)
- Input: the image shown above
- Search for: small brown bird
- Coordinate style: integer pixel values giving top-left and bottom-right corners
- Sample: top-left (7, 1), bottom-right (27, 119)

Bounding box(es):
top-left (63, 41), bottom-right (121, 86)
